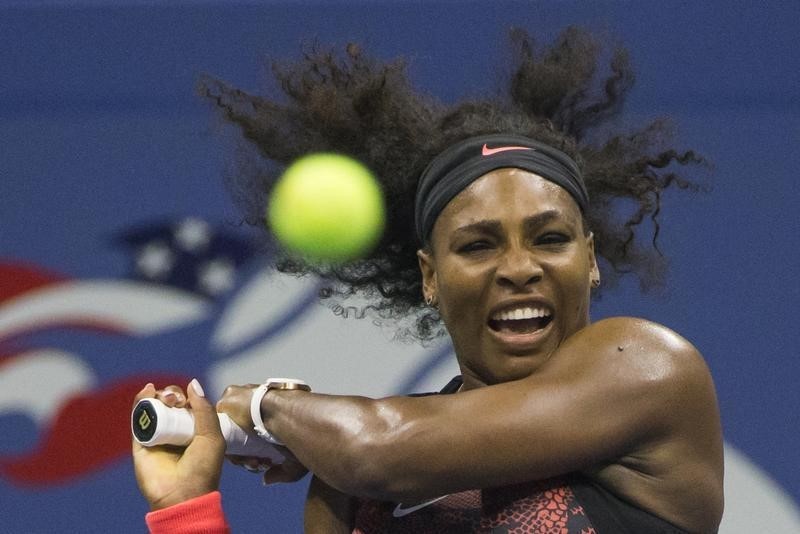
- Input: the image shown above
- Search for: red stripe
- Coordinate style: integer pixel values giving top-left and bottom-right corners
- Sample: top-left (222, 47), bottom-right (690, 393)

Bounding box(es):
top-left (0, 350), bottom-right (24, 369)
top-left (0, 320), bottom-right (132, 346)
top-left (0, 261), bottom-right (68, 303)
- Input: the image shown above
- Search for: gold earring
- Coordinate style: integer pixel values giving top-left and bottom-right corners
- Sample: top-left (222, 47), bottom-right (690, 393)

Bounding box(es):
top-left (425, 295), bottom-right (437, 307)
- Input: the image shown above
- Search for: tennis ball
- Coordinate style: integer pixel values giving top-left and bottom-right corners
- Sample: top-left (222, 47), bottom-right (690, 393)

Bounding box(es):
top-left (267, 153), bottom-right (385, 263)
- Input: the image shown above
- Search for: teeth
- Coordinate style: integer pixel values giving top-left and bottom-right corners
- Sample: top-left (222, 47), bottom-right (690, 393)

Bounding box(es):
top-left (493, 306), bottom-right (551, 321)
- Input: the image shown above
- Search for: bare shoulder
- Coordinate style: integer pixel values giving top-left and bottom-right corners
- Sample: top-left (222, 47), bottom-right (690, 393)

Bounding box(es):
top-left (570, 316), bottom-right (698, 352)
top-left (548, 316), bottom-right (719, 440)
top-left (559, 316), bottom-right (711, 383)
top-left (555, 318), bottom-right (724, 532)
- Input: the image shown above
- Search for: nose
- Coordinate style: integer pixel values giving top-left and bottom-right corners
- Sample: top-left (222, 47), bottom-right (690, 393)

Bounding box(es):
top-left (495, 243), bottom-right (543, 289)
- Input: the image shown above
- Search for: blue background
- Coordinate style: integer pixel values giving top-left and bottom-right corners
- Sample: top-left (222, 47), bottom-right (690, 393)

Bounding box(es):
top-left (1, 1), bottom-right (798, 532)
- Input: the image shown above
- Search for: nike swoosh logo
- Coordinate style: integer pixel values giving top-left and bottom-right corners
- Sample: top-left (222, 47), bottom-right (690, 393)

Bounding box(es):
top-left (481, 143), bottom-right (534, 156)
top-left (392, 495), bottom-right (450, 517)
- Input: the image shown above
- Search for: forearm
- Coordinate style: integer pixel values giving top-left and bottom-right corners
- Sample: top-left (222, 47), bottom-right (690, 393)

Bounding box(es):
top-left (261, 390), bottom-right (406, 495)
top-left (259, 387), bottom-right (497, 500)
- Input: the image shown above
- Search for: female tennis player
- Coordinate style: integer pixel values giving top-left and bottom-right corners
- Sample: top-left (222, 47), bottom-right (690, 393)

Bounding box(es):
top-left (133, 27), bottom-right (723, 533)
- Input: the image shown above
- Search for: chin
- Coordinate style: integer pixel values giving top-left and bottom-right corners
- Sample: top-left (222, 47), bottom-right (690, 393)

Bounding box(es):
top-left (480, 347), bottom-right (554, 384)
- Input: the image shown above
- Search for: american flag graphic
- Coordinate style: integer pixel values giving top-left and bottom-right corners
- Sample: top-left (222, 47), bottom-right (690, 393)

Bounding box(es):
top-left (0, 217), bottom-right (261, 485)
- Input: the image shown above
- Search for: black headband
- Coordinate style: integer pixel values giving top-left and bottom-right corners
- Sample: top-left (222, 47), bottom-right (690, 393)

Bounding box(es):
top-left (414, 134), bottom-right (588, 243)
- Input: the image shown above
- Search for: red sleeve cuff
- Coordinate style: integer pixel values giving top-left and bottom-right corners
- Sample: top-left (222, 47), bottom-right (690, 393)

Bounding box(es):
top-left (146, 491), bottom-right (231, 534)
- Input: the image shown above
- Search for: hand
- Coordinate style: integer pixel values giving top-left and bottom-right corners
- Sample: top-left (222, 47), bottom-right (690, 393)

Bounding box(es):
top-left (132, 380), bottom-right (225, 511)
top-left (215, 383), bottom-right (256, 432)
top-left (217, 384), bottom-right (309, 485)
top-left (227, 448), bottom-right (309, 486)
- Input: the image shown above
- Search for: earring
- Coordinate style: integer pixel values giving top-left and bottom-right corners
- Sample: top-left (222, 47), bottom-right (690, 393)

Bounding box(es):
top-left (591, 278), bottom-right (601, 289)
top-left (425, 294), bottom-right (437, 307)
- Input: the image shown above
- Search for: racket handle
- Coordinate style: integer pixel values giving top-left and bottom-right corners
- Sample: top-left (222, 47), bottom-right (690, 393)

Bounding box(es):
top-left (131, 397), bottom-right (284, 462)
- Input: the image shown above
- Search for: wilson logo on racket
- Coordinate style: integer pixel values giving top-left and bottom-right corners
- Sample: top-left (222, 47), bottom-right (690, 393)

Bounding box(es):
top-left (138, 411), bottom-right (152, 431)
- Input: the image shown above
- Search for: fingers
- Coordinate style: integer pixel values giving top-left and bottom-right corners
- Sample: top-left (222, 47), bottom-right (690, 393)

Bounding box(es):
top-left (158, 385), bottom-right (187, 408)
top-left (227, 447), bottom-right (305, 484)
top-left (227, 455), bottom-right (275, 473)
top-left (133, 383), bottom-right (156, 406)
top-left (261, 447), bottom-right (307, 485)
top-left (132, 383), bottom-right (187, 408)
top-left (262, 460), bottom-right (308, 485)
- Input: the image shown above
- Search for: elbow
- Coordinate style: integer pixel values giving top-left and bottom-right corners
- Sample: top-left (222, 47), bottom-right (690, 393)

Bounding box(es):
top-left (337, 437), bottom-right (393, 498)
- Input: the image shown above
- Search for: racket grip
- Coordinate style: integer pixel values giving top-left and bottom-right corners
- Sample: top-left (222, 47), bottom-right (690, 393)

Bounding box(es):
top-left (131, 397), bottom-right (285, 462)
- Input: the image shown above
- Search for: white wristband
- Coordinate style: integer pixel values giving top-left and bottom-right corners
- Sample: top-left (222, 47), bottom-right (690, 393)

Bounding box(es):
top-left (250, 378), bottom-right (310, 445)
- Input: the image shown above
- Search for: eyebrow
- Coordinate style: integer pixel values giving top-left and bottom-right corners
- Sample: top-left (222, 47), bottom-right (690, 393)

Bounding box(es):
top-left (451, 210), bottom-right (564, 237)
top-left (523, 210), bottom-right (564, 231)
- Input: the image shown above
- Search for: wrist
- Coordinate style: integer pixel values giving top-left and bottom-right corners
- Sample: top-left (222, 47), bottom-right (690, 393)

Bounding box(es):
top-left (150, 486), bottom-right (214, 512)
top-left (250, 378), bottom-right (311, 445)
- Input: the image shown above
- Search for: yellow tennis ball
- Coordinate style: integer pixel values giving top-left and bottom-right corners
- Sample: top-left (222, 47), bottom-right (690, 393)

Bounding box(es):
top-left (267, 153), bottom-right (385, 263)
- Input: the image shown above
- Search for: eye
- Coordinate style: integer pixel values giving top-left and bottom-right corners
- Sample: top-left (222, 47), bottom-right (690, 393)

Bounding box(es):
top-left (536, 232), bottom-right (570, 246)
top-left (458, 240), bottom-right (493, 254)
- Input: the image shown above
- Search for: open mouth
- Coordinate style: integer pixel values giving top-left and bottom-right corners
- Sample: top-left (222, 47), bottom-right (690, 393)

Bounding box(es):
top-left (488, 306), bottom-right (553, 335)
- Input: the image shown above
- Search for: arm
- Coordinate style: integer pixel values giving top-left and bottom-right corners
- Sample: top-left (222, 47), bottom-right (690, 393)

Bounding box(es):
top-left (224, 317), bottom-right (721, 502)
top-left (304, 475), bottom-right (356, 534)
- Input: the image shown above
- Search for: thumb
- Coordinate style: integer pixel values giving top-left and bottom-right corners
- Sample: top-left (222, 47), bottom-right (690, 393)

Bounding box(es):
top-left (172, 379), bottom-right (225, 499)
top-left (184, 379), bottom-right (225, 457)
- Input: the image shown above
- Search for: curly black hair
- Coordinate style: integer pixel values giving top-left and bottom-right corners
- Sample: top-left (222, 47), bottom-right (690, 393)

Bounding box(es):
top-left (199, 26), bottom-right (703, 341)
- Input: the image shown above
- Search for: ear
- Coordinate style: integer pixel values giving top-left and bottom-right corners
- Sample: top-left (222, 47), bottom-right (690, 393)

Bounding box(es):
top-left (417, 248), bottom-right (438, 303)
top-left (586, 232), bottom-right (600, 285)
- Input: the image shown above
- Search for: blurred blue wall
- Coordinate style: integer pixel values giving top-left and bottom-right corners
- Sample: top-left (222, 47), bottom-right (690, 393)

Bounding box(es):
top-left (1, 1), bottom-right (798, 532)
